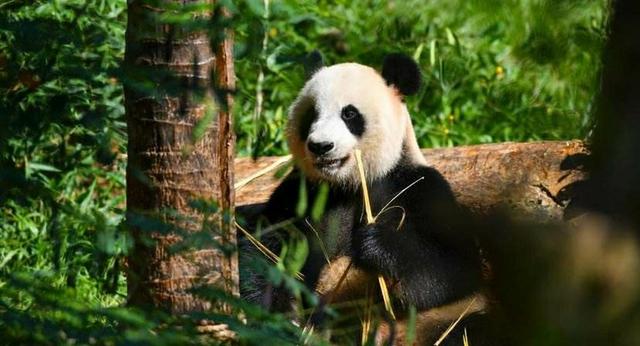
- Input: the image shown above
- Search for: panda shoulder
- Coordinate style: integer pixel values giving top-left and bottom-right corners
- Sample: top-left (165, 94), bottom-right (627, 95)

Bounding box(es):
top-left (415, 165), bottom-right (453, 191)
top-left (263, 170), bottom-right (304, 221)
top-left (391, 163), bottom-right (457, 205)
top-left (392, 162), bottom-right (452, 192)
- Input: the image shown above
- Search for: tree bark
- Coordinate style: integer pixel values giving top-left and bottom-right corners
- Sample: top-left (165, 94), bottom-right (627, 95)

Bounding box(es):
top-left (235, 141), bottom-right (588, 221)
top-left (124, 0), bottom-right (237, 314)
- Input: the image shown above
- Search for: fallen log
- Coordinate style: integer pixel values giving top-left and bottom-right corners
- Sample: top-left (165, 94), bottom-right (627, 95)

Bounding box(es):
top-left (234, 140), bottom-right (588, 221)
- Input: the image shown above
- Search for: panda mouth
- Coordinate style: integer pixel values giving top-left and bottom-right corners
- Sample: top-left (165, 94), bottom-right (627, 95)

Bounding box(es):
top-left (315, 156), bottom-right (349, 170)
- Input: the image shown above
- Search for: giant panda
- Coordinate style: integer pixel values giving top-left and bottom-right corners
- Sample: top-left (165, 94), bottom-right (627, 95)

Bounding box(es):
top-left (240, 53), bottom-right (499, 345)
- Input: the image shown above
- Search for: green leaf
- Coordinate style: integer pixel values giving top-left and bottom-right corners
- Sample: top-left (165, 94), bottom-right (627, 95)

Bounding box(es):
top-left (296, 176), bottom-right (307, 217)
top-left (413, 42), bottom-right (425, 61)
top-left (79, 179), bottom-right (97, 212)
top-left (445, 27), bottom-right (457, 45)
top-left (27, 162), bottom-right (62, 173)
top-left (283, 229), bottom-right (308, 276)
top-left (311, 182), bottom-right (329, 222)
top-left (406, 305), bottom-right (417, 345)
top-left (429, 39), bottom-right (437, 66)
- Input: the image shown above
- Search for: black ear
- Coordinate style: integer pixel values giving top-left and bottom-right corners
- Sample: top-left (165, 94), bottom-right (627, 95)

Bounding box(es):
top-left (381, 53), bottom-right (421, 96)
top-left (304, 50), bottom-right (324, 80)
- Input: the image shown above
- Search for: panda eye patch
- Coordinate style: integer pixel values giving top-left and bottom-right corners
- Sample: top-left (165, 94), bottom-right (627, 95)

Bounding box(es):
top-left (298, 106), bottom-right (318, 140)
top-left (341, 105), bottom-right (365, 137)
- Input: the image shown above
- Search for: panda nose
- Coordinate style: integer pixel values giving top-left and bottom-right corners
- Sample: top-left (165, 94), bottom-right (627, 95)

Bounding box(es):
top-left (307, 140), bottom-right (334, 156)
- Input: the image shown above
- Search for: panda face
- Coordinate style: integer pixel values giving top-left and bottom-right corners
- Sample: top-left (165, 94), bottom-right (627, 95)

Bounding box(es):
top-left (288, 63), bottom-right (410, 186)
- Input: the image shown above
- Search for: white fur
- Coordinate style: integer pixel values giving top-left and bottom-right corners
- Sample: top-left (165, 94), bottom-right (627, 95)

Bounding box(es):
top-left (288, 63), bottom-right (423, 187)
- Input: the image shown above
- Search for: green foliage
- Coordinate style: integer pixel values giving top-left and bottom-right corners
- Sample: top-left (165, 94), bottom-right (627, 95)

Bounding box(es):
top-left (233, 0), bottom-right (607, 155)
top-left (0, 0), bottom-right (610, 344)
top-left (1, 272), bottom-right (306, 345)
top-left (0, 0), bottom-right (128, 307)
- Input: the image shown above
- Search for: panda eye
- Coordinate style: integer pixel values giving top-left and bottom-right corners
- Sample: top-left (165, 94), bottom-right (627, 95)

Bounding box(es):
top-left (340, 105), bottom-right (365, 136)
top-left (341, 105), bottom-right (360, 121)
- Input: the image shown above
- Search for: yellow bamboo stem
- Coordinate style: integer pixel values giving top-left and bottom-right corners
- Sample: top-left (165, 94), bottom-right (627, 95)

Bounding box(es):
top-left (354, 149), bottom-right (397, 322)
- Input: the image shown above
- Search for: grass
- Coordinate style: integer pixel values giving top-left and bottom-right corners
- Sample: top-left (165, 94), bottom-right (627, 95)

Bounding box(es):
top-left (234, 0), bottom-right (608, 156)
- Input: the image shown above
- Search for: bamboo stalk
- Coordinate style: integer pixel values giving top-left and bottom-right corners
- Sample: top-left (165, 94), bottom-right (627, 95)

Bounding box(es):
top-left (434, 296), bottom-right (478, 346)
top-left (355, 150), bottom-right (375, 224)
top-left (235, 221), bottom-right (304, 281)
top-left (234, 154), bottom-right (292, 190)
top-left (354, 150), bottom-right (397, 324)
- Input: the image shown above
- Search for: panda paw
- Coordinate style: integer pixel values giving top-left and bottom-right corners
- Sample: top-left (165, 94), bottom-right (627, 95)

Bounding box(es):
top-left (351, 223), bottom-right (393, 274)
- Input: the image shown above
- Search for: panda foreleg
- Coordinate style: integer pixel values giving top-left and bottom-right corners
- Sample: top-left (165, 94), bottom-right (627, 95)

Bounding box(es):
top-left (351, 221), bottom-right (417, 279)
top-left (350, 219), bottom-right (440, 307)
top-left (351, 218), bottom-right (479, 311)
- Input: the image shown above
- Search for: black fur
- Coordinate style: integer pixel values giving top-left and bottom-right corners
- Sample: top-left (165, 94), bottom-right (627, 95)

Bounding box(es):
top-left (298, 106), bottom-right (318, 140)
top-left (237, 145), bottom-right (496, 343)
top-left (250, 156), bottom-right (482, 312)
top-left (350, 160), bottom-right (481, 308)
top-left (341, 105), bottom-right (365, 137)
top-left (304, 50), bottom-right (324, 79)
top-left (382, 53), bottom-right (422, 96)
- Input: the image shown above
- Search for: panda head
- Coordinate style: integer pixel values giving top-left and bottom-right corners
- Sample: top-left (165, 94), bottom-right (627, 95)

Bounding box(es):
top-left (287, 53), bottom-right (424, 187)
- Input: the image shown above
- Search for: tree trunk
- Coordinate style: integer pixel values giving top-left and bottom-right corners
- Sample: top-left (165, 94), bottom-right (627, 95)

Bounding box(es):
top-left (124, 0), bottom-right (237, 314)
top-left (235, 140), bottom-right (588, 221)
top-left (576, 0), bottom-right (640, 230)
